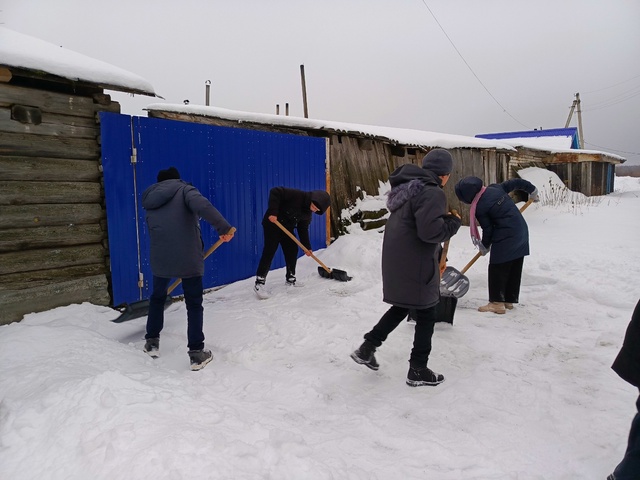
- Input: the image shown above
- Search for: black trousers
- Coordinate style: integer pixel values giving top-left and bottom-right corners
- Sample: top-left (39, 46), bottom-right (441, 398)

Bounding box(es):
top-left (364, 305), bottom-right (437, 369)
top-left (488, 256), bottom-right (524, 303)
top-left (256, 221), bottom-right (299, 279)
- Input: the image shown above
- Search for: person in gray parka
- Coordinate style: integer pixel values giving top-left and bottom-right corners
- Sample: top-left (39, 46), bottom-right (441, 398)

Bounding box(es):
top-left (142, 167), bottom-right (235, 371)
top-left (454, 176), bottom-right (539, 314)
top-left (351, 149), bottom-right (461, 387)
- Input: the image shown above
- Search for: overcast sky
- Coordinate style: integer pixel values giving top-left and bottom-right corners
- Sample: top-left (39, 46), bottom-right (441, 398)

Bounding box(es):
top-left (3, 0), bottom-right (639, 164)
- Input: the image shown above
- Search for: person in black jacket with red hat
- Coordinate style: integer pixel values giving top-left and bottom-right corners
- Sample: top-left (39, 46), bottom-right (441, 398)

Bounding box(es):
top-left (608, 299), bottom-right (640, 480)
top-left (254, 186), bottom-right (331, 296)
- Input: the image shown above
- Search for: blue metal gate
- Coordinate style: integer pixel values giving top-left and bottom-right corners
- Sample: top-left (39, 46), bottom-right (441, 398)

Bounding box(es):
top-left (100, 113), bottom-right (327, 306)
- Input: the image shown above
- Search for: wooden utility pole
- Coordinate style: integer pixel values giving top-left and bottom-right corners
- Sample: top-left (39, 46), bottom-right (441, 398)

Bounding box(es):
top-left (300, 64), bottom-right (309, 118)
top-left (564, 99), bottom-right (577, 128)
top-left (564, 92), bottom-right (585, 148)
top-left (575, 92), bottom-right (584, 148)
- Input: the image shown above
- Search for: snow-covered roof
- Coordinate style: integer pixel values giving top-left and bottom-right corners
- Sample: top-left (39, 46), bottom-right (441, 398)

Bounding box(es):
top-left (146, 103), bottom-right (517, 152)
top-left (145, 105), bottom-right (625, 161)
top-left (0, 27), bottom-right (157, 97)
top-left (477, 127), bottom-right (580, 150)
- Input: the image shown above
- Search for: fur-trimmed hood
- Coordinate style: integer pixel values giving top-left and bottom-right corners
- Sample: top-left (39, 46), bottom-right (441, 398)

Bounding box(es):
top-left (386, 163), bottom-right (440, 212)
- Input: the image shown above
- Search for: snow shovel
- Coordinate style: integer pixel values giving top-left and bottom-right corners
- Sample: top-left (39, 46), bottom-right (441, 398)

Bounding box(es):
top-left (112, 227), bottom-right (237, 323)
top-left (440, 198), bottom-right (534, 298)
top-left (273, 219), bottom-right (352, 282)
top-left (437, 240), bottom-right (458, 324)
top-left (408, 240), bottom-right (457, 324)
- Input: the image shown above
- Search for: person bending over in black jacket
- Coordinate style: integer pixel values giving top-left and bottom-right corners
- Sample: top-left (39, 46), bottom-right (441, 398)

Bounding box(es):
top-left (254, 186), bottom-right (330, 296)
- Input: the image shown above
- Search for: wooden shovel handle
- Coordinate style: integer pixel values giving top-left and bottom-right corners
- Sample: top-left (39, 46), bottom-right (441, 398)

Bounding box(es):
top-left (461, 198), bottom-right (534, 274)
top-left (439, 240), bottom-right (450, 274)
top-left (273, 219), bottom-right (332, 274)
top-left (167, 226), bottom-right (236, 294)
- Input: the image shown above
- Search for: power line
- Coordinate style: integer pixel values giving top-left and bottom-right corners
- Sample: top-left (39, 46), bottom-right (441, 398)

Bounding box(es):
top-left (419, 0), bottom-right (530, 129)
top-left (584, 141), bottom-right (640, 157)
top-left (583, 74), bottom-right (640, 94)
top-left (582, 86), bottom-right (640, 112)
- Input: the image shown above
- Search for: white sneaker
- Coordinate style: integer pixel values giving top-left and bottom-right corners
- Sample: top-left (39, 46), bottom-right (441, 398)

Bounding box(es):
top-left (254, 281), bottom-right (270, 299)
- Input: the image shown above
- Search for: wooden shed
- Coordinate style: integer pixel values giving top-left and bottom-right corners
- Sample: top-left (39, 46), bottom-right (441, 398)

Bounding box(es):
top-left (0, 27), bottom-right (157, 324)
top-left (145, 104), bottom-right (517, 234)
top-left (476, 128), bottom-right (625, 196)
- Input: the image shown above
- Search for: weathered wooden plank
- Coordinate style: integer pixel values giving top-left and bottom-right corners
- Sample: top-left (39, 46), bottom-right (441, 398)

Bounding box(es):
top-left (0, 180), bottom-right (102, 205)
top-left (0, 156), bottom-right (100, 181)
top-left (0, 264), bottom-right (107, 289)
top-left (0, 82), bottom-right (112, 118)
top-left (0, 203), bottom-right (104, 229)
top-left (0, 107), bottom-right (99, 138)
top-left (0, 274), bottom-right (111, 325)
top-left (0, 224), bottom-right (105, 252)
top-left (0, 244), bottom-right (106, 275)
top-left (0, 131), bottom-right (100, 159)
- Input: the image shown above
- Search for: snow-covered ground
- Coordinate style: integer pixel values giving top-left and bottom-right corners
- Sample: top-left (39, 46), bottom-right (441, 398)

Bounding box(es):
top-left (1, 170), bottom-right (639, 479)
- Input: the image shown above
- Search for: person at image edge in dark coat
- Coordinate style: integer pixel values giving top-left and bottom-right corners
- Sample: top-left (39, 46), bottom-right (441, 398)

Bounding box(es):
top-left (608, 299), bottom-right (640, 480)
top-left (254, 187), bottom-right (331, 294)
top-left (351, 148), bottom-right (461, 387)
top-left (141, 167), bottom-right (234, 371)
top-left (454, 176), bottom-right (539, 315)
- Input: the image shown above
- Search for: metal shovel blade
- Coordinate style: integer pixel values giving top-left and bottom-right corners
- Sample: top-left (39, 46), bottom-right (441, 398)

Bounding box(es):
top-left (440, 266), bottom-right (470, 298)
top-left (436, 294), bottom-right (458, 324)
top-left (317, 266), bottom-right (352, 282)
top-left (112, 297), bottom-right (172, 323)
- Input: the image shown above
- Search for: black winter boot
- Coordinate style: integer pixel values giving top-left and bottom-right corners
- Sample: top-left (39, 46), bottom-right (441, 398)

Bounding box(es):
top-left (406, 366), bottom-right (445, 387)
top-left (143, 337), bottom-right (159, 358)
top-left (350, 341), bottom-right (379, 371)
top-left (188, 349), bottom-right (213, 371)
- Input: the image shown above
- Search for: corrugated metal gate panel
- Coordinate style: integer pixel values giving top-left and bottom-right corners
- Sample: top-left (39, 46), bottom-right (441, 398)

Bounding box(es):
top-left (101, 113), bottom-right (327, 306)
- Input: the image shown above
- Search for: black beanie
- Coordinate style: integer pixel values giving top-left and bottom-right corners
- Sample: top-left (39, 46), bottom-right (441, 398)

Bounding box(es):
top-left (157, 167), bottom-right (181, 182)
top-left (422, 149), bottom-right (453, 176)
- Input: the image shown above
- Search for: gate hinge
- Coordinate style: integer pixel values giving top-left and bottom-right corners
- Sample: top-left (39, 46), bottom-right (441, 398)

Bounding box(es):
top-left (137, 272), bottom-right (144, 288)
top-left (130, 147), bottom-right (138, 164)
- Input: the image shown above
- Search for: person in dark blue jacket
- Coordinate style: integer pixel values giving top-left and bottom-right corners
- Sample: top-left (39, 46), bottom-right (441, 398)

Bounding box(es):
top-left (454, 176), bottom-right (538, 314)
top-left (608, 299), bottom-right (640, 480)
top-left (142, 167), bottom-right (235, 371)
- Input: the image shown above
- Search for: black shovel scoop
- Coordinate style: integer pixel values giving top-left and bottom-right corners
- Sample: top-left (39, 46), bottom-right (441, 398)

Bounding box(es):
top-left (274, 220), bottom-right (352, 282)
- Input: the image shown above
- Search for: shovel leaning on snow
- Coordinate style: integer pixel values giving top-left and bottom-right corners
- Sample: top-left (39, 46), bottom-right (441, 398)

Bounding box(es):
top-left (112, 227), bottom-right (237, 323)
top-left (273, 220), bottom-right (352, 282)
top-left (440, 198), bottom-right (534, 298)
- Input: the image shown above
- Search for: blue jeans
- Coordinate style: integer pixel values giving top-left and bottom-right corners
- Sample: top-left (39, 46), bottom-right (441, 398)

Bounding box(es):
top-left (145, 275), bottom-right (205, 351)
top-left (610, 394), bottom-right (640, 480)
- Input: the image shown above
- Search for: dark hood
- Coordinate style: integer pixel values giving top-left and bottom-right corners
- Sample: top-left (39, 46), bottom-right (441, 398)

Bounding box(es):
top-left (310, 190), bottom-right (331, 215)
top-left (142, 179), bottom-right (185, 210)
top-left (454, 176), bottom-right (483, 204)
top-left (386, 164), bottom-right (440, 213)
